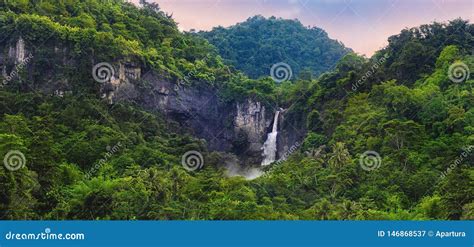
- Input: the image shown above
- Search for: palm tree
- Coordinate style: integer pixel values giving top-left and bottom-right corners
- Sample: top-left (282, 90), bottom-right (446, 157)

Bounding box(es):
top-left (328, 142), bottom-right (351, 171)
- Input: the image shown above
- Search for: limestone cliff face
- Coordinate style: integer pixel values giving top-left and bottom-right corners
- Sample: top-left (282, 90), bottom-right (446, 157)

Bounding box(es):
top-left (139, 71), bottom-right (236, 152)
top-left (234, 99), bottom-right (267, 152)
top-left (1, 38), bottom-right (75, 93)
top-left (1, 37), bottom-right (28, 80)
top-left (276, 110), bottom-right (306, 161)
top-left (105, 69), bottom-right (272, 164)
top-left (101, 60), bottom-right (141, 104)
top-left (1, 38), bottom-right (303, 165)
top-left (5, 37), bottom-right (26, 64)
top-left (234, 99), bottom-right (272, 164)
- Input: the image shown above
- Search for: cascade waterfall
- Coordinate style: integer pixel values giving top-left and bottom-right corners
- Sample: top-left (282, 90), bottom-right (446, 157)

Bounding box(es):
top-left (261, 111), bottom-right (280, 166)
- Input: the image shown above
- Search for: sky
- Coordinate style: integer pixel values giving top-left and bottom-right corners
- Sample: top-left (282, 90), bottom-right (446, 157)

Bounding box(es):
top-left (144, 0), bottom-right (473, 56)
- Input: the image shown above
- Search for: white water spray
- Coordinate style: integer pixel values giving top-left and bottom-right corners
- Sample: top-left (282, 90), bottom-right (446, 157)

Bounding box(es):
top-left (261, 110), bottom-right (280, 166)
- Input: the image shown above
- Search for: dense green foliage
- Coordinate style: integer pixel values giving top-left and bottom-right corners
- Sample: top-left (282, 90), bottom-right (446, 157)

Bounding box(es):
top-left (0, 0), bottom-right (231, 84)
top-left (0, 0), bottom-right (472, 220)
top-left (198, 16), bottom-right (351, 79)
top-left (0, 0), bottom-right (278, 102)
top-left (272, 19), bottom-right (473, 219)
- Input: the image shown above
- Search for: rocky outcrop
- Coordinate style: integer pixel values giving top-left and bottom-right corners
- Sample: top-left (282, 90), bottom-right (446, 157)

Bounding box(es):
top-left (14, 38), bottom-right (26, 64)
top-left (1, 38), bottom-right (303, 166)
top-left (2, 37), bottom-right (27, 65)
top-left (107, 70), bottom-right (273, 164)
top-left (276, 110), bottom-right (306, 160)
top-left (101, 60), bottom-right (141, 104)
top-left (1, 38), bottom-right (73, 93)
top-left (235, 99), bottom-right (267, 151)
top-left (139, 71), bottom-right (236, 152)
top-left (1, 37), bottom-right (34, 89)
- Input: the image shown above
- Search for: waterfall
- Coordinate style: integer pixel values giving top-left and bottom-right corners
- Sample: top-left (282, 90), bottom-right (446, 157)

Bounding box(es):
top-left (15, 38), bottom-right (25, 64)
top-left (261, 110), bottom-right (280, 166)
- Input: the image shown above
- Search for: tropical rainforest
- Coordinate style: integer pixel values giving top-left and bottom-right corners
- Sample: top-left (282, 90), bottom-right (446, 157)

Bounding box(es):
top-left (0, 0), bottom-right (472, 220)
top-left (198, 15), bottom-right (351, 79)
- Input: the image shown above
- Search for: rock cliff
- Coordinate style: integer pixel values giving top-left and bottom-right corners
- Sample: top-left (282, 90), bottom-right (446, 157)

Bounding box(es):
top-left (1, 38), bottom-right (304, 166)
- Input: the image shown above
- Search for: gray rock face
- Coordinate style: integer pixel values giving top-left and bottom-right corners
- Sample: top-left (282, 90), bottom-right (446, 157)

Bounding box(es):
top-left (15, 38), bottom-right (26, 64)
top-left (139, 71), bottom-right (236, 152)
top-left (276, 111), bottom-right (306, 161)
top-left (1, 38), bottom-right (34, 88)
top-left (1, 39), bottom-right (305, 165)
top-left (1, 38), bottom-right (73, 93)
top-left (235, 99), bottom-right (267, 153)
top-left (110, 70), bottom-right (273, 164)
top-left (101, 60), bottom-right (141, 104)
top-left (2, 37), bottom-right (26, 65)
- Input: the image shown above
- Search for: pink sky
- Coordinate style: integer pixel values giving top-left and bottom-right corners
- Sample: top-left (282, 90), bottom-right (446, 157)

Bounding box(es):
top-left (143, 0), bottom-right (473, 56)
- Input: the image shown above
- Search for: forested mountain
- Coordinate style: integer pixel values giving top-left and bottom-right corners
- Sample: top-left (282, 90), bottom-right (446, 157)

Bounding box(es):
top-left (0, 0), bottom-right (472, 220)
top-left (198, 16), bottom-right (351, 79)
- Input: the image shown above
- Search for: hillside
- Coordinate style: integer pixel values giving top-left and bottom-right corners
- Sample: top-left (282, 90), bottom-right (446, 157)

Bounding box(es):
top-left (0, 0), bottom-right (473, 220)
top-left (198, 15), bottom-right (351, 79)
